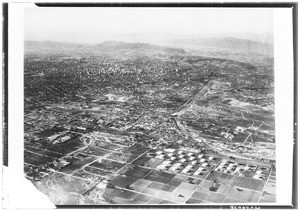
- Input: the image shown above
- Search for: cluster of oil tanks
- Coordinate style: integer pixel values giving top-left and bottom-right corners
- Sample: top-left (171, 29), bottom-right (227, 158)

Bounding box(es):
top-left (147, 148), bottom-right (216, 176)
top-left (215, 159), bottom-right (269, 180)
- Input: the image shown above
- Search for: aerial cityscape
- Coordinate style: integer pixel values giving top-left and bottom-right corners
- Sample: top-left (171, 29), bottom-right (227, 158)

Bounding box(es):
top-left (24, 8), bottom-right (275, 205)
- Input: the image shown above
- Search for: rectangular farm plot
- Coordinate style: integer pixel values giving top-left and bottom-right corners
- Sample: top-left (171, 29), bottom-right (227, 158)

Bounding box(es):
top-left (198, 180), bottom-right (215, 190)
top-left (162, 184), bottom-right (177, 192)
top-left (124, 166), bottom-right (152, 178)
top-left (172, 175), bottom-right (202, 186)
top-left (73, 169), bottom-right (103, 181)
top-left (226, 186), bottom-right (261, 202)
top-left (190, 189), bottom-right (211, 201)
top-left (233, 176), bottom-right (265, 192)
top-left (141, 187), bottom-right (161, 198)
top-left (206, 192), bottom-right (226, 203)
top-left (148, 182), bottom-right (165, 190)
top-left (215, 184), bottom-right (231, 195)
top-left (155, 190), bottom-right (175, 201)
top-left (89, 159), bottom-right (125, 172)
top-left (170, 188), bottom-right (195, 203)
top-left (168, 179), bottom-right (182, 187)
top-left (147, 197), bottom-right (162, 204)
top-left (159, 200), bottom-right (177, 204)
top-left (177, 182), bottom-right (198, 190)
top-left (144, 158), bottom-right (162, 168)
top-left (115, 189), bottom-right (138, 200)
top-left (84, 166), bottom-right (112, 177)
top-left (145, 170), bottom-right (175, 184)
top-left (132, 156), bottom-right (151, 166)
top-left (103, 187), bottom-right (123, 200)
top-left (223, 197), bottom-right (245, 203)
top-left (110, 175), bottom-right (139, 188)
top-left (131, 179), bottom-right (152, 192)
top-left (173, 174), bottom-right (190, 182)
top-left (133, 194), bottom-right (153, 203)
top-left (205, 171), bottom-right (235, 185)
top-left (186, 198), bottom-right (204, 204)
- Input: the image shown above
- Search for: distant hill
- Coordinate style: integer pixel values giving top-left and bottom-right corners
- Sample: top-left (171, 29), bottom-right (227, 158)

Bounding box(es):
top-left (95, 41), bottom-right (185, 54)
top-left (24, 40), bottom-right (185, 56)
top-left (155, 37), bottom-right (273, 56)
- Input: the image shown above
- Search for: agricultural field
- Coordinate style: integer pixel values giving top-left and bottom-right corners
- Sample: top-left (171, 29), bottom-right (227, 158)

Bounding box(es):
top-left (95, 148), bottom-right (276, 204)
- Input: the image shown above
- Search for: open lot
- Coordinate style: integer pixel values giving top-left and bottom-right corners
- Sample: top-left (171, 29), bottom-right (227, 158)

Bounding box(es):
top-left (124, 166), bottom-right (152, 178)
top-left (46, 138), bottom-right (85, 155)
top-left (36, 172), bottom-right (97, 195)
top-left (79, 146), bottom-right (110, 157)
top-left (94, 141), bottom-right (122, 151)
top-left (89, 159), bottom-right (125, 172)
top-left (58, 156), bottom-right (97, 174)
top-left (106, 152), bottom-right (130, 163)
top-left (24, 151), bottom-right (54, 166)
top-left (25, 145), bottom-right (62, 158)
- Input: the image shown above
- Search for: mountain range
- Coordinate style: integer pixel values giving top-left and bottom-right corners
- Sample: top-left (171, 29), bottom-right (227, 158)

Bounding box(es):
top-left (25, 36), bottom-right (273, 56)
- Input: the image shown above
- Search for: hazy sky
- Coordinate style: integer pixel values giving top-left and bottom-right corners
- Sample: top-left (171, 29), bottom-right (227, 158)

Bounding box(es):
top-left (24, 7), bottom-right (274, 43)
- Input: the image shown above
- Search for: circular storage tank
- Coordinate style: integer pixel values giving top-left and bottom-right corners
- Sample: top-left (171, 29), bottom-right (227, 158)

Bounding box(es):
top-left (200, 158), bottom-right (206, 163)
top-left (164, 148), bottom-right (176, 153)
top-left (170, 156), bottom-right (177, 161)
top-left (180, 158), bottom-right (187, 163)
top-left (201, 163), bottom-right (208, 167)
top-left (256, 170), bottom-right (263, 175)
top-left (191, 160), bottom-right (198, 165)
top-left (178, 155), bottom-right (185, 159)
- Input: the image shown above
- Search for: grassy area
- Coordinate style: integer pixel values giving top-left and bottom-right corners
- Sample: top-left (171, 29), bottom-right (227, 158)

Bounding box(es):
top-left (24, 151), bottom-right (54, 166)
top-left (59, 156), bottom-right (97, 174)
top-left (89, 159), bottom-right (125, 171)
top-left (47, 137), bottom-right (85, 155)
